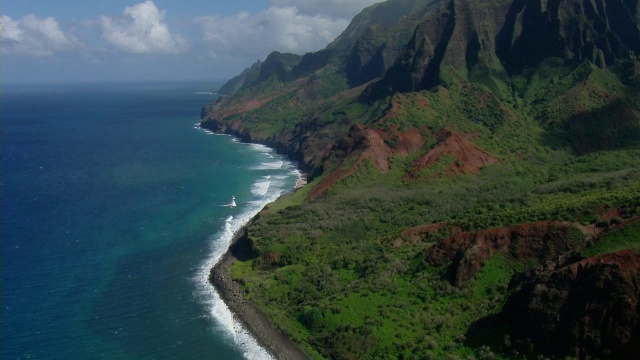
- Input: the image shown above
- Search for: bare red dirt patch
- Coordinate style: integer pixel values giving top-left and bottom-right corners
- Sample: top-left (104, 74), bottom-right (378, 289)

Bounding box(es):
top-left (411, 128), bottom-right (499, 177)
top-left (426, 221), bottom-right (587, 285)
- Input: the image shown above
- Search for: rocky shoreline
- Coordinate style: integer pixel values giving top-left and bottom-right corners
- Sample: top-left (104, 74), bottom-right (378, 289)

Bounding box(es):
top-left (209, 220), bottom-right (308, 360)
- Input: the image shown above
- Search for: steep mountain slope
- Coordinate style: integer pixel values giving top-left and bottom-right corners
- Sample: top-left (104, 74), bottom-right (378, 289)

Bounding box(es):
top-left (501, 249), bottom-right (640, 359)
top-left (201, 0), bottom-right (640, 358)
top-left (367, 0), bottom-right (640, 97)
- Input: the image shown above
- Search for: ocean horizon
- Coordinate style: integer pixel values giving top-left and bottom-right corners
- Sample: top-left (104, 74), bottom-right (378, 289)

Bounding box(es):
top-left (1, 80), bottom-right (299, 359)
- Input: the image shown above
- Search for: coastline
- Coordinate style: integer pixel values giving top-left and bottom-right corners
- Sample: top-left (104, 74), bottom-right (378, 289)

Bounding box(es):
top-left (209, 220), bottom-right (308, 360)
top-left (200, 124), bottom-right (308, 359)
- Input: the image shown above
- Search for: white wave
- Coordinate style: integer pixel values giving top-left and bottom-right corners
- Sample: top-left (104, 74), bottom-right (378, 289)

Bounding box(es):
top-left (195, 91), bottom-right (217, 95)
top-left (252, 161), bottom-right (283, 170)
top-left (251, 177), bottom-right (271, 196)
top-left (193, 123), bottom-right (236, 137)
top-left (250, 144), bottom-right (273, 153)
top-left (225, 215), bottom-right (234, 233)
top-left (193, 124), bottom-right (217, 136)
top-left (221, 196), bottom-right (237, 208)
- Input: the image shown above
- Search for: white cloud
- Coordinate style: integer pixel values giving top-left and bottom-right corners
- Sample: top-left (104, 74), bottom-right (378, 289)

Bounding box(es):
top-left (0, 15), bottom-right (80, 56)
top-left (269, 0), bottom-right (382, 18)
top-left (100, 0), bottom-right (186, 54)
top-left (195, 6), bottom-right (349, 59)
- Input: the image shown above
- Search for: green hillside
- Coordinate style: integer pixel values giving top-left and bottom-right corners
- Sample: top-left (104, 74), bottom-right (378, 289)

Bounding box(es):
top-left (202, 0), bottom-right (640, 358)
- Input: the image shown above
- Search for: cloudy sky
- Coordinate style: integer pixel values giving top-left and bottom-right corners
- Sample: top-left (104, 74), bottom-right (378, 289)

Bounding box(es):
top-left (1, 0), bottom-right (381, 83)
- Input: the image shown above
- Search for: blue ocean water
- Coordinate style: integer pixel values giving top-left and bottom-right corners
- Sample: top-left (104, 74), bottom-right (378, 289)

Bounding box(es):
top-left (1, 81), bottom-right (298, 359)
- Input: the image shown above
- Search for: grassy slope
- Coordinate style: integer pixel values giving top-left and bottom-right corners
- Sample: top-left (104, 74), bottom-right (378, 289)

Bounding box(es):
top-left (215, 60), bottom-right (640, 359)
top-left (581, 221), bottom-right (640, 258)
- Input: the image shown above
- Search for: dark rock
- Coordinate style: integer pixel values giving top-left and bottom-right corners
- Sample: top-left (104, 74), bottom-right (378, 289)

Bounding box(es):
top-left (501, 250), bottom-right (640, 359)
top-left (426, 221), bottom-right (587, 285)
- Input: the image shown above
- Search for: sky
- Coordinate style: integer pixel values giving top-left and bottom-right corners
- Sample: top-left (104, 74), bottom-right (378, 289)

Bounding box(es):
top-left (1, 0), bottom-right (382, 83)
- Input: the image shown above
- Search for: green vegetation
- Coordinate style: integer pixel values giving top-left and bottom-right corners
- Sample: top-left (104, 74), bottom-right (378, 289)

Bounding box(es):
top-left (581, 222), bottom-right (640, 258)
top-left (201, 1), bottom-right (640, 357)
top-left (218, 61), bottom-right (640, 357)
top-left (232, 121), bottom-right (639, 359)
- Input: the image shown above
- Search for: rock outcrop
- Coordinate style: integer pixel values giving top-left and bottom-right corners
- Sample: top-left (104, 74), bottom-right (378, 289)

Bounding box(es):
top-left (363, 0), bottom-right (639, 97)
top-left (501, 250), bottom-right (640, 359)
top-left (307, 124), bottom-right (396, 199)
top-left (411, 128), bottom-right (499, 177)
top-left (426, 221), bottom-right (587, 285)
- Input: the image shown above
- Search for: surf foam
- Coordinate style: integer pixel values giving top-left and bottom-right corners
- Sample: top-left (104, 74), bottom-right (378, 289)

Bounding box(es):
top-left (252, 161), bottom-right (283, 170)
top-left (250, 144), bottom-right (273, 153)
top-left (251, 177), bottom-right (271, 196)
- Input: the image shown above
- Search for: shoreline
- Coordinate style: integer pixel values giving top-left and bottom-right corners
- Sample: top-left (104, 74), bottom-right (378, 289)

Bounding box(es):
top-left (209, 220), bottom-right (308, 360)
top-left (200, 124), bottom-right (308, 359)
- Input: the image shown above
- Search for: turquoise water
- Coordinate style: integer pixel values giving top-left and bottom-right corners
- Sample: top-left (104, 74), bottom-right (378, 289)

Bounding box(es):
top-left (2, 81), bottom-right (298, 359)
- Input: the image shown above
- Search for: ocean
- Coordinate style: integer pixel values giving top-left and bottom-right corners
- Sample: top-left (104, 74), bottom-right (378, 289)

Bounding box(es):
top-left (1, 81), bottom-right (299, 359)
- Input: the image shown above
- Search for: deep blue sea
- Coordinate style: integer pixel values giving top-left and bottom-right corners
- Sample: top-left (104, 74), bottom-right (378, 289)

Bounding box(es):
top-left (1, 81), bottom-right (298, 360)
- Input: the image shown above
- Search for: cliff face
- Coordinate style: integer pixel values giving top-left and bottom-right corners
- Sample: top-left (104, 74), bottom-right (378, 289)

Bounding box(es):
top-left (425, 221), bottom-right (587, 285)
top-left (334, 0), bottom-right (640, 93)
top-left (211, 0), bottom-right (640, 99)
top-left (367, 0), bottom-right (510, 95)
top-left (368, 0), bottom-right (640, 97)
top-left (501, 250), bottom-right (640, 359)
top-left (497, 0), bottom-right (640, 73)
top-left (201, 100), bottom-right (348, 175)
top-left (334, 0), bottom-right (439, 86)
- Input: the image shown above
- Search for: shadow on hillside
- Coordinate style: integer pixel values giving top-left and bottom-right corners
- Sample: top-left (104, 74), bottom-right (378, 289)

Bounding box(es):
top-left (541, 99), bottom-right (640, 153)
top-left (464, 313), bottom-right (507, 355)
top-left (229, 228), bottom-right (259, 262)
